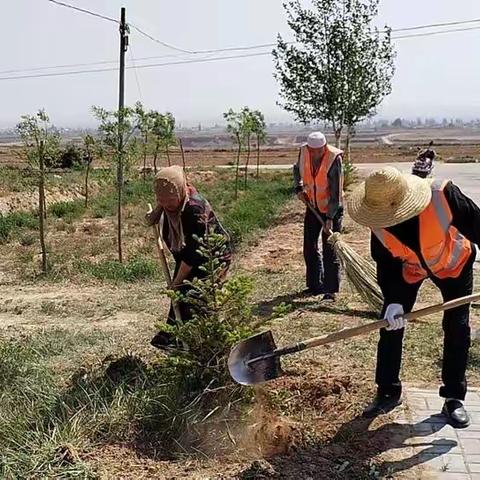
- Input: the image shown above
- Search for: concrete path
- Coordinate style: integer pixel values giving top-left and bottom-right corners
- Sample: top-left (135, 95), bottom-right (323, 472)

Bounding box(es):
top-left (395, 387), bottom-right (480, 479)
top-left (356, 163), bottom-right (480, 206)
top-left (220, 162), bottom-right (480, 205)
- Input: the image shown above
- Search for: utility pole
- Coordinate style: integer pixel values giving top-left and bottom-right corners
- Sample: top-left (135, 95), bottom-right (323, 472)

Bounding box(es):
top-left (117, 7), bottom-right (128, 263)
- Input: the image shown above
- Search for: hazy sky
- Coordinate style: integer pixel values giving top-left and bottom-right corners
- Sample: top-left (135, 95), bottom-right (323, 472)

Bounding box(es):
top-left (2, 0), bottom-right (480, 127)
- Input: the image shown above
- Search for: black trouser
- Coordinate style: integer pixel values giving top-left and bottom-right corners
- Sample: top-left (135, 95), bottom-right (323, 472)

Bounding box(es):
top-left (166, 260), bottom-right (230, 325)
top-left (166, 262), bottom-right (205, 326)
top-left (376, 260), bottom-right (474, 401)
top-left (303, 207), bottom-right (343, 293)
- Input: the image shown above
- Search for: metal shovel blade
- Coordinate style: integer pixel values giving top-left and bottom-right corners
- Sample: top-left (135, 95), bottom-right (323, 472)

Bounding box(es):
top-left (228, 331), bottom-right (282, 385)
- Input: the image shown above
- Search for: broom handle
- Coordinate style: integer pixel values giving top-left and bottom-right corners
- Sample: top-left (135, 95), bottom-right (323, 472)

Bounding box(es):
top-left (148, 203), bottom-right (183, 323)
top-left (300, 196), bottom-right (332, 236)
top-left (279, 293), bottom-right (480, 354)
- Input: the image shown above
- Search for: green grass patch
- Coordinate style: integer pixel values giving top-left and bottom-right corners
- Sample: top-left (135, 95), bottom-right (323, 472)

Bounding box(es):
top-left (77, 256), bottom-right (159, 282)
top-left (0, 330), bottom-right (111, 478)
top-left (0, 211), bottom-right (38, 243)
top-left (49, 199), bottom-right (85, 221)
top-left (195, 172), bottom-right (293, 246)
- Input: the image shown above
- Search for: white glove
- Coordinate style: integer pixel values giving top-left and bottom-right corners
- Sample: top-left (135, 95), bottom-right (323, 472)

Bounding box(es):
top-left (384, 303), bottom-right (406, 331)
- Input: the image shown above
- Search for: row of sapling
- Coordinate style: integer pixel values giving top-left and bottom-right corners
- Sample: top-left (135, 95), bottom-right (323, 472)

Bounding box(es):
top-left (134, 102), bottom-right (177, 179)
top-left (14, 105), bottom-right (179, 272)
top-left (223, 107), bottom-right (267, 199)
top-left (273, 0), bottom-right (395, 179)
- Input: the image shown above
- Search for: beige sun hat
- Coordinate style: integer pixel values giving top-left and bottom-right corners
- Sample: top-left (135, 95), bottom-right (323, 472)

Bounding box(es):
top-left (347, 167), bottom-right (432, 229)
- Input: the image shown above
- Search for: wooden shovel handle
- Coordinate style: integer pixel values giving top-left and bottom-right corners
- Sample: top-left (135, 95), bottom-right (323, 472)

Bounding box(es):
top-left (302, 293), bottom-right (480, 350)
top-left (148, 203), bottom-right (182, 323)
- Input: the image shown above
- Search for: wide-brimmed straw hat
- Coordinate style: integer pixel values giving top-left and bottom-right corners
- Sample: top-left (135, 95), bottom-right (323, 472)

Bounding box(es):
top-left (347, 167), bottom-right (432, 229)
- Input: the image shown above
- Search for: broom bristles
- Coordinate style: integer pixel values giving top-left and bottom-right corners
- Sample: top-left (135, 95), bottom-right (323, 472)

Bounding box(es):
top-left (333, 238), bottom-right (384, 313)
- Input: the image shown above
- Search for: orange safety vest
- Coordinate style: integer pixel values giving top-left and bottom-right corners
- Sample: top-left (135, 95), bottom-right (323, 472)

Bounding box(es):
top-left (300, 144), bottom-right (344, 213)
top-left (373, 180), bottom-right (472, 284)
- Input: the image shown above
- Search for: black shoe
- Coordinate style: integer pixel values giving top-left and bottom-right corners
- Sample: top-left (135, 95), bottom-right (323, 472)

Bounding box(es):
top-left (150, 331), bottom-right (184, 351)
top-left (321, 293), bottom-right (336, 303)
top-left (362, 394), bottom-right (402, 418)
top-left (303, 286), bottom-right (325, 296)
top-left (442, 399), bottom-right (471, 428)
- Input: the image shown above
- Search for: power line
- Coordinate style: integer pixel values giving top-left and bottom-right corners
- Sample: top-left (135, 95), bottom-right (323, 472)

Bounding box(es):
top-left (46, 0), bottom-right (193, 54)
top-left (129, 47), bottom-right (143, 102)
top-left (391, 17), bottom-right (480, 33)
top-left (128, 24), bottom-right (194, 54)
top-left (3, 19), bottom-right (480, 79)
top-left (392, 25), bottom-right (480, 39)
top-left (0, 51), bottom-right (273, 81)
top-left (0, 59), bottom-right (119, 75)
top-left (46, 0), bottom-right (118, 23)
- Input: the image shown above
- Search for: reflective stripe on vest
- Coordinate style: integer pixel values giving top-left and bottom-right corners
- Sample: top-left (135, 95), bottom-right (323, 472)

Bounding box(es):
top-left (372, 180), bottom-right (472, 284)
top-left (300, 144), bottom-right (343, 213)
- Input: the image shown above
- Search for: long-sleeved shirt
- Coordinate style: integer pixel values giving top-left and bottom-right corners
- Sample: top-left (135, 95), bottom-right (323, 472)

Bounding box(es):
top-left (293, 145), bottom-right (343, 219)
top-left (147, 188), bottom-right (232, 271)
top-left (371, 181), bottom-right (480, 305)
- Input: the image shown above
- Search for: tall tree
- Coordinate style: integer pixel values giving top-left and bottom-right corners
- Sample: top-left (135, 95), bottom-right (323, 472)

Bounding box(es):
top-left (151, 112), bottom-right (176, 170)
top-left (240, 107), bottom-right (255, 189)
top-left (250, 110), bottom-right (267, 179)
top-left (92, 106), bottom-right (139, 263)
top-left (81, 134), bottom-right (102, 208)
top-left (16, 109), bottom-right (60, 274)
top-left (223, 109), bottom-right (243, 200)
top-left (273, 0), bottom-right (395, 149)
top-left (134, 102), bottom-right (154, 181)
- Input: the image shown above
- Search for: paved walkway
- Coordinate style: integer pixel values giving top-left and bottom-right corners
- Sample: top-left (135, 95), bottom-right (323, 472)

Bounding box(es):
top-left (397, 387), bottom-right (480, 479)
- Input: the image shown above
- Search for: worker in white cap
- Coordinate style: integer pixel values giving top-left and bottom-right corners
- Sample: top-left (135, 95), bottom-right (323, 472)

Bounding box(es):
top-left (293, 131), bottom-right (344, 301)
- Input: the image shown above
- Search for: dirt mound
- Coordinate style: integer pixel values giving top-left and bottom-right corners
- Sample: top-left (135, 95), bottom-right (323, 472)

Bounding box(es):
top-left (240, 201), bottom-right (304, 273)
top-left (0, 184), bottom-right (89, 215)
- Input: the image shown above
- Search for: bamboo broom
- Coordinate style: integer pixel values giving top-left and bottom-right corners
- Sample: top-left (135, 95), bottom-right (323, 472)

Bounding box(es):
top-left (301, 198), bottom-right (383, 312)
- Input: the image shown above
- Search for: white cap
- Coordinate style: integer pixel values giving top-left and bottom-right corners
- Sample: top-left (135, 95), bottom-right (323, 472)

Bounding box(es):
top-left (307, 131), bottom-right (327, 149)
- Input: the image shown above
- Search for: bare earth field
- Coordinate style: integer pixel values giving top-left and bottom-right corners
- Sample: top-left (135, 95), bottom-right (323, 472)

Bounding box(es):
top-left (1, 188), bottom-right (480, 478)
top-left (0, 133), bottom-right (480, 172)
top-left (1, 137), bottom-right (480, 478)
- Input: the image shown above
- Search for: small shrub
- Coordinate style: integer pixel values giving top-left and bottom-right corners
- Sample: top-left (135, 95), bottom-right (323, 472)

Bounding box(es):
top-left (58, 144), bottom-right (83, 169)
top-left (0, 211), bottom-right (38, 243)
top-left (49, 200), bottom-right (85, 222)
top-left (19, 232), bottom-right (36, 246)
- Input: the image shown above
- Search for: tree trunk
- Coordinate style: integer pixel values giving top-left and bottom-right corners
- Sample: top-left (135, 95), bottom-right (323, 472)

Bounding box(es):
top-left (256, 135), bottom-right (260, 179)
top-left (179, 138), bottom-right (186, 171)
top-left (234, 137), bottom-right (241, 200)
top-left (38, 143), bottom-right (47, 274)
top-left (84, 162), bottom-right (90, 208)
top-left (43, 195), bottom-right (47, 220)
top-left (345, 126), bottom-right (352, 164)
top-left (153, 142), bottom-right (159, 174)
top-left (166, 145), bottom-right (171, 167)
top-left (334, 127), bottom-right (343, 149)
top-left (244, 135), bottom-right (251, 189)
top-left (142, 133), bottom-right (148, 182)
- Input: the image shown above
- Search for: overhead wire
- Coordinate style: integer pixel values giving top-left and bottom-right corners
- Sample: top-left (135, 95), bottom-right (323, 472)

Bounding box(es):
top-left (46, 0), bottom-right (118, 23)
top-left (4, 8), bottom-right (480, 81)
top-left (0, 51), bottom-right (273, 81)
top-left (392, 25), bottom-right (480, 40)
top-left (390, 17), bottom-right (480, 33)
top-left (128, 47), bottom-right (143, 102)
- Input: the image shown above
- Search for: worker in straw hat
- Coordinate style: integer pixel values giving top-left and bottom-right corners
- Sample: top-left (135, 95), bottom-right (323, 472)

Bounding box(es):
top-left (347, 166), bottom-right (480, 427)
top-left (293, 131), bottom-right (344, 302)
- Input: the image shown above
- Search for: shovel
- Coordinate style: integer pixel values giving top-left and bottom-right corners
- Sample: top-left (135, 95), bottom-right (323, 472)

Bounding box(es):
top-left (228, 292), bottom-right (480, 385)
top-left (148, 203), bottom-right (182, 323)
